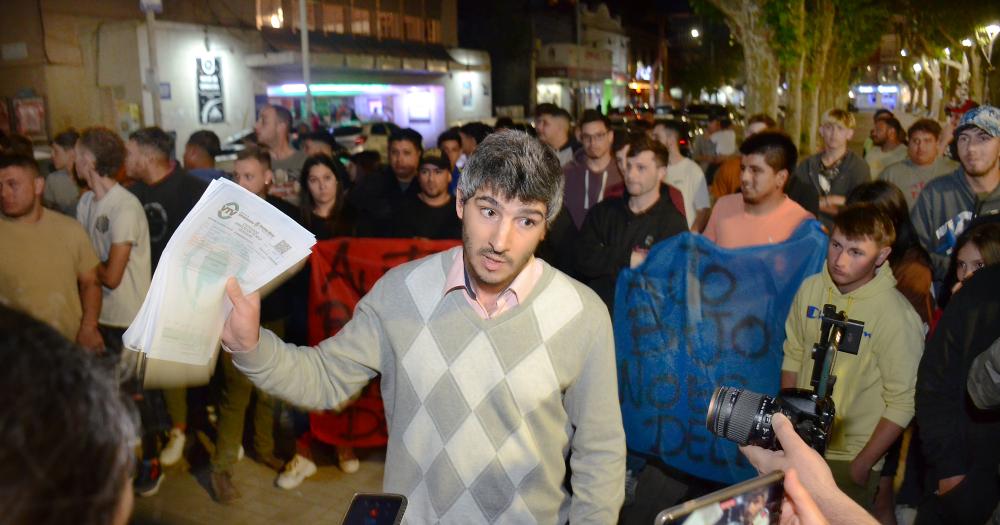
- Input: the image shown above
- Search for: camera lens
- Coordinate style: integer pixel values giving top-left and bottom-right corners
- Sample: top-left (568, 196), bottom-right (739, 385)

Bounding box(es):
top-left (706, 386), bottom-right (771, 446)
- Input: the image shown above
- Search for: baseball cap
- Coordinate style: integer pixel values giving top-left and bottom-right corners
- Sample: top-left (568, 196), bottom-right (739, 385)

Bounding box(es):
top-left (419, 151), bottom-right (450, 171)
top-left (956, 105), bottom-right (1000, 138)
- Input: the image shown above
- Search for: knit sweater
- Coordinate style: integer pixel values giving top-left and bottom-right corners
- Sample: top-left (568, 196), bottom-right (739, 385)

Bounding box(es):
top-left (233, 247), bottom-right (626, 524)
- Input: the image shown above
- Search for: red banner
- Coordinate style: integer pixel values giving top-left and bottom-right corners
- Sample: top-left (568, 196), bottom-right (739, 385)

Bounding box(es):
top-left (307, 238), bottom-right (461, 448)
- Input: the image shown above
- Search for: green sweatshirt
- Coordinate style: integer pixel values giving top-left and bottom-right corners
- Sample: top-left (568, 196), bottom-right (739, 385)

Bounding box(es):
top-left (781, 265), bottom-right (924, 463)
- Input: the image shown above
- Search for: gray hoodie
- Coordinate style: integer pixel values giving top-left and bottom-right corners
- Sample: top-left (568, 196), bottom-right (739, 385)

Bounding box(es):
top-left (910, 168), bottom-right (1000, 280)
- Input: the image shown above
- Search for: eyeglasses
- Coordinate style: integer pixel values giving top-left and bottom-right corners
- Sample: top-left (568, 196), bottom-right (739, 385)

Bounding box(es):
top-left (581, 131), bottom-right (609, 143)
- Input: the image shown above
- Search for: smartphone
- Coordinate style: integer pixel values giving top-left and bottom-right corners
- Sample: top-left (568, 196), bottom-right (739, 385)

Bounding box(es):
top-left (341, 493), bottom-right (407, 525)
top-left (654, 470), bottom-right (784, 525)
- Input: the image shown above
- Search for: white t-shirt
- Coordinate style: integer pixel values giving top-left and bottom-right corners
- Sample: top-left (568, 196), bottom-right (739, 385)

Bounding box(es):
top-left (665, 157), bottom-right (711, 228)
top-left (710, 129), bottom-right (737, 156)
top-left (77, 183), bottom-right (152, 328)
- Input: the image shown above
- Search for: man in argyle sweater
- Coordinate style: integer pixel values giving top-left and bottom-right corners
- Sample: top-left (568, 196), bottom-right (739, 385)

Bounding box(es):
top-left (222, 130), bottom-right (626, 523)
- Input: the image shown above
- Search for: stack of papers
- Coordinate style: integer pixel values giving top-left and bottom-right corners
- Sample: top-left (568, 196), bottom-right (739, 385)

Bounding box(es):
top-left (124, 178), bottom-right (316, 366)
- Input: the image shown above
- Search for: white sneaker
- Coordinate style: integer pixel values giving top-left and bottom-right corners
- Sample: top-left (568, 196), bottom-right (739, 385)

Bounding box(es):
top-left (338, 447), bottom-right (360, 474)
top-left (276, 454), bottom-right (317, 490)
top-left (159, 428), bottom-right (186, 467)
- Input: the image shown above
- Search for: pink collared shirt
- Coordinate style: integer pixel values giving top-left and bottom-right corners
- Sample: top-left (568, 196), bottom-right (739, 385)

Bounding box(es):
top-left (443, 248), bottom-right (543, 319)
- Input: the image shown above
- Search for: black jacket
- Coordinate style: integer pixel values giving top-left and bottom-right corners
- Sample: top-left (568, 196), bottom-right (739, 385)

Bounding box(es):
top-left (917, 265), bottom-right (1000, 482)
top-left (534, 206), bottom-right (578, 278)
top-left (575, 185), bottom-right (688, 313)
top-left (348, 166), bottom-right (420, 237)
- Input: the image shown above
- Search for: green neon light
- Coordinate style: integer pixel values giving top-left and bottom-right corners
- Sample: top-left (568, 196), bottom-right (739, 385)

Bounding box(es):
top-left (266, 83), bottom-right (392, 97)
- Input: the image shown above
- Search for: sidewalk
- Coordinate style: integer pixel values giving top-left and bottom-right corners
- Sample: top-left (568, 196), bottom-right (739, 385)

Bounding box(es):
top-left (132, 440), bottom-right (385, 524)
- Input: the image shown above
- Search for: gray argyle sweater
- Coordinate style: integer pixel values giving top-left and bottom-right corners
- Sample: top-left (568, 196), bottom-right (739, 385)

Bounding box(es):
top-left (233, 247), bottom-right (626, 524)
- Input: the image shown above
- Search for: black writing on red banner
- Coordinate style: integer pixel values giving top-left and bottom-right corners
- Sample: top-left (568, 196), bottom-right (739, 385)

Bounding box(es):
top-left (306, 238), bottom-right (460, 447)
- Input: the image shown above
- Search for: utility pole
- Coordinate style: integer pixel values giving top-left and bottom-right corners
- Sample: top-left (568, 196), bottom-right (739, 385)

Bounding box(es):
top-left (145, 8), bottom-right (163, 127)
top-left (300, 0), bottom-right (313, 118)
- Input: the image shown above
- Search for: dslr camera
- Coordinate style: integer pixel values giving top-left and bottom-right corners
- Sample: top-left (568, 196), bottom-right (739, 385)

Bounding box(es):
top-left (705, 305), bottom-right (863, 454)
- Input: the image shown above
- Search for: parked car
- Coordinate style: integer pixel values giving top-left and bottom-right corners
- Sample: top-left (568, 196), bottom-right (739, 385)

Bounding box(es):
top-left (682, 104), bottom-right (741, 137)
top-left (333, 121), bottom-right (401, 158)
top-left (215, 128), bottom-right (256, 173)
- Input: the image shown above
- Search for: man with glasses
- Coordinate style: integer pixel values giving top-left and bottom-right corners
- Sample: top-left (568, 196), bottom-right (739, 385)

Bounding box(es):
top-left (911, 105), bottom-right (1000, 283)
top-left (562, 110), bottom-right (624, 229)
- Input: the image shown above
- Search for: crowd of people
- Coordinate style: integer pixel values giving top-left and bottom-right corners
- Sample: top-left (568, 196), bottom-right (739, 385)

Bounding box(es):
top-left (1, 96), bottom-right (1000, 525)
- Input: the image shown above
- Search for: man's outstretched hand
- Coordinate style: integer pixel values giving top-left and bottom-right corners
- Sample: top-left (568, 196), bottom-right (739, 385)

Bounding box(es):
top-left (740, 413), bottom-right (878, 525)
top-left (222, 277), bottom-right (261, 352)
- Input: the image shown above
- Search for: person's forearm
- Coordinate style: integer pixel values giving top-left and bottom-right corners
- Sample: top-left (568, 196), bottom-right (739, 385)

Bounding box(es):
top-left (817, 489), bottom-right (880, 525)
top-left (968, 340), bottom-right (1000, 409)
top-left (79, 278), bottom-right (102, 329)
top-left (854, 418), bottom-right (904, 470)
top-left (781, 371), bottom-right (798, 389)
top-left (97, 244), bottom-right (131, 289)
top-left (692, 208), bottom-right (710, 233)
top-left (97, 261), bottom-right (116, 289)
top-left (819, 195), bottom-right (845, 216)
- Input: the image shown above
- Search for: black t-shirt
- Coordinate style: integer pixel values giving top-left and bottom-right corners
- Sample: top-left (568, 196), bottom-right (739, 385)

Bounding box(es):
top-left (127, 167), bottom-right (208, 270)
top-left (391, 195), bottom-right (462, 240)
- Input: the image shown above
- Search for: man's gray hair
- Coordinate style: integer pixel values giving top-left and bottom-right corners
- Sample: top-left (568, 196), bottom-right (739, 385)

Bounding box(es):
top-left (457, 130), bottom-right (564, 224)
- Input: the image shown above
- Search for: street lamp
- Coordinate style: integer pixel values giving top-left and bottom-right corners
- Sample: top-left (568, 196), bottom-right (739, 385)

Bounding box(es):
top-left (962, 38), bottom-right (974, 47)
top-left (900, 49), bottom-right (908, 57)
top-left (912, 63), bottom-right (922, 73)
top-left (690, 28), bottom-right (700, 39)
top-left (987, 24), bottom-right (1000, 41)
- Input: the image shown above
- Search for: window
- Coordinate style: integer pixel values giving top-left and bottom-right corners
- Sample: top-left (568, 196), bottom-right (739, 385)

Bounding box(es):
top-left (256, 0), bottom-right (284, 29)
top-left (320, 4), bottom-right (345, 33)
top-left (378, 11), bottom-right (403, 40)
top-left (352, 8), bottom-right (371, 35)
top-left (290, 1), bottom-right (318, 31)
top-left (425, 19), bottom-right (441, 44)
top-left (404, 15), bottom-right (424, 42)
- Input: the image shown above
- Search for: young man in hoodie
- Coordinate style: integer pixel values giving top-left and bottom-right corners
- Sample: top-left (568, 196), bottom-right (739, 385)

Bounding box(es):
top-left (562, 110), bottom-right (624, 229)
top-left (780, 204), bottom-right (924, 507)
top-left (911, 105), bottom-right (1000, 284)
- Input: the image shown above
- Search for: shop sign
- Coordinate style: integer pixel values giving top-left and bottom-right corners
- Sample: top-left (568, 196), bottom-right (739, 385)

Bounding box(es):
top-left (197, 57), bottom-right (224, 124)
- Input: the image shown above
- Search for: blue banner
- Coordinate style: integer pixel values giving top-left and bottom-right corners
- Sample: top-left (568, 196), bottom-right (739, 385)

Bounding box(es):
top-left (615, 220), bottom-right (828, 484)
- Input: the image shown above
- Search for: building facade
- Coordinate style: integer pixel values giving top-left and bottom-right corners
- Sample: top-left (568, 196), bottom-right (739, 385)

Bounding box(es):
top-left (0, 0), bottom-right (491, 153)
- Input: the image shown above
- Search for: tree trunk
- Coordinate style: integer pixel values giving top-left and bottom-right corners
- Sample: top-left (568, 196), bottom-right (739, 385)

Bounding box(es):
top-left (927, 58), bottom-right (942, 119)
top-left (786, 54), bottom-right (805, 147)
top-left (939, 65), bottom-right (953, 121)
top-left (800, 0), bottom-right (835, 156)
top-left (705, 0), bottom-right (780, 118)
top-left (822, 55), bottom-right (850, 112)
top-left (970, 49), bottom-right (984, 103)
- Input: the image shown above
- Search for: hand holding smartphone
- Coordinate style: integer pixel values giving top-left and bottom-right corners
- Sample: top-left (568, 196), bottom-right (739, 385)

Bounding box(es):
top-left (655, 471), bottom-right (784, 525)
